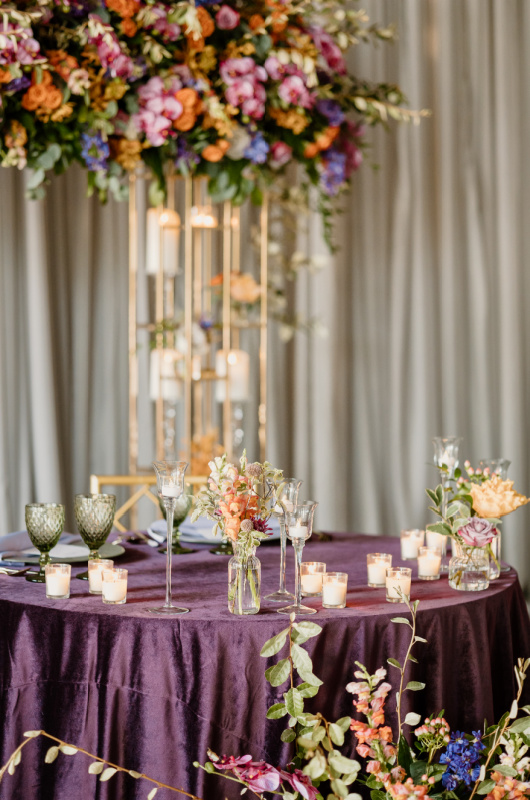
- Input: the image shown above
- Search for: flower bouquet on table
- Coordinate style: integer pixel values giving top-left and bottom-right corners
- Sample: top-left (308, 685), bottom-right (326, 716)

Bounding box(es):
top-left (192, 451), bottom-right (283, 614)
top-left (427, 462), bottom-right (529, 591)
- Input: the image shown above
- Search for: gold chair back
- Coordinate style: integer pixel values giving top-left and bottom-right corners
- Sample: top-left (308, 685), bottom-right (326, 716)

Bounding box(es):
top-left (88, 474), bottom-right (207, 532)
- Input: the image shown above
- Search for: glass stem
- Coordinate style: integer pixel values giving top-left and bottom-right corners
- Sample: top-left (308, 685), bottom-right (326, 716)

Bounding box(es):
top-left (39, 553), bottom-right (48, 574)
top-left (293, 540), bottom-right (304, 609)
top-left (164, 498), bottom-right (175, 608)
top-left (440, 472), bottom-right (448, 520)
top-left (279, 518), bottom-right (286, 592)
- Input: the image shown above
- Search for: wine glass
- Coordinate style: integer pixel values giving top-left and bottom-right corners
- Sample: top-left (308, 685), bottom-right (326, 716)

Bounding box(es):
top-left (74, 494), bottom-right (116, 580)
top-left (265, 478), bottom-right (302, 602)
top-left (158, 486), bottom-right (195, 555)
top-left (150, 460), bottom-right (189, 615)
top-left (433, 436), bottom-right (462, 573)
top-left (25, 503), bottom-right (65, 583)
top-left (278, 502), bottom-right (318, 616)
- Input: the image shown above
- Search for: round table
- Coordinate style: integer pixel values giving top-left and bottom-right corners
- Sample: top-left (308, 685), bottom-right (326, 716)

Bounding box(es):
top-left (0, 532), bottom-right (529, 800)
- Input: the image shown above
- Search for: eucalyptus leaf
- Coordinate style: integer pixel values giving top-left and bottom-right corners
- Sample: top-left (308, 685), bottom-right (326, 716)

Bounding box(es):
top-left (406, 681), bottom-right (426, 691)
top-left (59, 745), bottom-right (78, 756)
top-left (387, 658), bottom-right (401, 670)
top-left (494, 765), bottom-right (518, 778)
top-left (296, 667), bottom-right (323, 687)
top-left (267, 658), bottom-right (290, 687)
top-left (260, 629), bottom-right (289, 657)
top-left (404, 712), bottom-right (421, 726)
top-left (328, 754), bottom-right (360, 775)
top-left (508, 717), bottom-right (530, 734)
top-left (304, 752), bottom-right (327, 781)
top-left (298, 682), bottom-right (319, 698)
top-left (292, 621), bottom-right (322, 639)
top-left (147, 788), bottom-right (158, 800)
top-left (45, 746), bottom-right (59, 764)
top-left (266, 702), bottom-right (288, 720)
top-left (285, 687), bottom-right (304, 718)
top-left (292, 642), bottom-right (313, 673)
top-left (88, 762), bottom-right (105, 774)
top-left (23, 731), bottom-right (41, 738)
top-left (391, 617), bottom-right (411, 626)
top-left (100, 767), bottom-right (117, 782)
top-left (331, 778), bottom-right (349, 798)
top-left (329, 723), bottom-right (345, 746)
top-left (477, 780), bottom-right (496, 795)
top-left (129, 770), bottom-right (142, 779)
top-left (312, 726), bottom-right (326, 743)
top-left (336, 716), bottom-right (352, 732)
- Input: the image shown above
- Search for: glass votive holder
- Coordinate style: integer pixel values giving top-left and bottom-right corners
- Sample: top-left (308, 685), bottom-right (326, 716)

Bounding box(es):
top-left (322, 572), bottom-right (348, 608)
top-left (301, 562), bottom-right (326, 596)
top-left (367, 553), bottom-right (392, 587)
top-left (426, 529), bottom-right (447, 557)
top-left (88, 559), bottom-right (114, 595)
top-left (45, 563), bottom-right (71, 599)
top-left (417, 546), bottom-right (442, 580)
top-left (101, 568), bottom-right (128, 605)
top-left (386, 567), bottom-right (412, 603)
top-left (400, 529), bottom-right (425, 560)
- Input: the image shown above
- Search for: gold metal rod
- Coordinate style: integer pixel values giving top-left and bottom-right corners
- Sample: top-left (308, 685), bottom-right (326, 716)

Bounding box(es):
top-left (128, 173), bottom-right (139, 476)
top-left (222, 200), bottom-right (232, 459)
top-left (184, 177), bottom-right (194, 467)
top-left (155, 203), bottom-right (165, 461)
top-left (232, 206), bottom-right (241, 350)
top-left (259, 194), bottom-right (269, 462)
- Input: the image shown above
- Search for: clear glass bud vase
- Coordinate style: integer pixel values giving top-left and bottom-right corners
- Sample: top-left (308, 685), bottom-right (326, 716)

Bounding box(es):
top-left (449, 545), bottom-right (489, 592)
top-left (228, 542), bottom-right (261, 615)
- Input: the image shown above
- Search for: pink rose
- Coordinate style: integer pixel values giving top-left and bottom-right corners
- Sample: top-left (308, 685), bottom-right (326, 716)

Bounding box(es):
top-left (216, 5), bottom-right (240, 30)
top-left (269, 141), bottom-right (292, 169)
top-left (458, 517), bottom-right (498, 547)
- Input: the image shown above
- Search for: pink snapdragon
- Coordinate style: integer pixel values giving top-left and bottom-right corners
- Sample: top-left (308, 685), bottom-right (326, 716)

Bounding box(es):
top-left (132, 76), bottom-right (183, 146)
top-left (216, 6), bottom-right (240, 30)
top-left (278, 74), bottom-right (313, 108)
top-left (220, 57), bottom-right (267, 119)
top-left (144, 4), bottom-right (181, 41)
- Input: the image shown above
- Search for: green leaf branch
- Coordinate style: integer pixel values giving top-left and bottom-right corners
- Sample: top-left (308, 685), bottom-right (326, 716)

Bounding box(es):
top-left (387, 596), bottom-right (426, 741)
top-left (0, 730), bottom-right (201, 799)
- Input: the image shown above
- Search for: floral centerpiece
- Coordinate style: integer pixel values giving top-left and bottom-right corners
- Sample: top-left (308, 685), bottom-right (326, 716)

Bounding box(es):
top-left (0, 0), bottom-right (426, 224)
top-left (427, 462), bottom-right (529, 591)
top-left (192, 451), bottom-right (283, 613)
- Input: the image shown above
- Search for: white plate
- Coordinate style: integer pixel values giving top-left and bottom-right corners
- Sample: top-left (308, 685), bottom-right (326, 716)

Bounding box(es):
top-left (148, 517), bottom-right (281, 545)
top-left (0, 541), bottom-right (125, 564)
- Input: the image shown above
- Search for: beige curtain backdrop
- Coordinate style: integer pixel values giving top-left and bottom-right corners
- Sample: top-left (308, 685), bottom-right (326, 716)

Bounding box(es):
top-left (1, 0), bottom-right (529, 584)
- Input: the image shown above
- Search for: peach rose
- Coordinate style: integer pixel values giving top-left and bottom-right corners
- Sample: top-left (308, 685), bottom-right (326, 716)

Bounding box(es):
top-left (202, 139), bottom-right (229, 162)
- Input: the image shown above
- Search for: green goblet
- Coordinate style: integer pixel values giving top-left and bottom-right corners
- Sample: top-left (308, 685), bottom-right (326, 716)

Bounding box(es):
top-left (74, 493), bottom-right (116, 580)
top-left (25, 503), bottom-right (65, 583)
top-left (158, 488), bottom-right (195, 555)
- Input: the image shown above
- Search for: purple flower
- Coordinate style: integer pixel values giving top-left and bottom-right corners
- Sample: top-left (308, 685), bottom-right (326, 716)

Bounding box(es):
top-left (316, 98), bottom-right (345, 127)
top-left (175, 137), bottom-right (200, 172)
top-left (243, 132), bottom-right (269, 164)
top-left (4, 76), bottom-right (31, 93)
top-left (250, 517), bottom-right (272, 535)
top-left (319, 148), bottom-right (347, 195)
top-left (458, 518), bottom-right (498, 548)
top-left (81, 132), bottom-right (109, 172)
top-left (238, 762), bottom-right (281, 793)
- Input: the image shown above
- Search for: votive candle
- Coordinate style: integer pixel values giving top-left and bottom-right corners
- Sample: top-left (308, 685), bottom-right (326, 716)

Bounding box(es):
top-left (301, 562), bottom-right (326, 596)
top-left (417, 546), bottom-right (442, 580)
top-left (102, 568), bottom-right (128, 605)
top-left (45, 563), bottom-right (71, 599)
top-left (88, 559), bottom-right (114, 594)
top-left (386, 567), bottom-right (412, 603)
top-left (322, 572), bottom-right (348, 608)
top-left (426, 530), bottom-right (447, 556)
top-left (367, 553), bottom-right (392, 587)
top-left (400, 529), bottom-right (425, 560)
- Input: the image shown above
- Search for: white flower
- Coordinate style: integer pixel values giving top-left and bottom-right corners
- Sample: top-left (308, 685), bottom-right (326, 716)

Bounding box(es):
top-left (226, 126), bottom-right (251, 161)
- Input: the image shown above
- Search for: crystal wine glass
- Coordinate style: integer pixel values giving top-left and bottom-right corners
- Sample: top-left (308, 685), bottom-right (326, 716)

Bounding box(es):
top-left (150, 460), bottom-right (189, 615)
top-left (278, 502), bottom-right (318, 616)
top-left (25, 503), bottom-right (65, 583)
top-left (265, 478), bottom-right (302, 602)
top-left (433, 436), bottom-right (462, 573)
top-left (74, 494), bottom-right (116, 580)
top-left (158, 486), bottom-right (195, 555)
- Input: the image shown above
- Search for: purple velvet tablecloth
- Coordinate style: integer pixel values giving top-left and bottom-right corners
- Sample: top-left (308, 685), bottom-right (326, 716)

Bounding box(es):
top-left (1, 532), bottom-right (529, 800)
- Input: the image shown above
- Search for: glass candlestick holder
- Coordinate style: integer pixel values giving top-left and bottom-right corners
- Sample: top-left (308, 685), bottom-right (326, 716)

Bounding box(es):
top-left (265, 477), bottom-right (302, 603)
top-left (278, 502), bottom-right (318, 616)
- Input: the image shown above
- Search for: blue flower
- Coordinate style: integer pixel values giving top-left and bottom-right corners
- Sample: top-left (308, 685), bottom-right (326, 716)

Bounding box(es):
top-left (243, 132), bottom-right (269, 165)
top-left (5, 77), bottom-right (31, 93)
top-left (175, 137), bottom-right (200, 173)
top-left (440, 730), bottom-right (485, 789)
top-left (80, 132), bottom-right (109, 172)
top-left (194, 0), bottom-right (217, 5)
top-left (319, 148), bottom-right (347, 196)
top-left (316, 99), bottom-right (345, 127)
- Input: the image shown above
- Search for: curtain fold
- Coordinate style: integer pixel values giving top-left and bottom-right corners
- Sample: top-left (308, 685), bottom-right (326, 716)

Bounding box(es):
top-left (1, 0), bottom-right (529, 585)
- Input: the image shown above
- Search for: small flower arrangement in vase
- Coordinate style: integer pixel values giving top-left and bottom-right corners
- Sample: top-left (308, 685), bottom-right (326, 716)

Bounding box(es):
top-left (427, 463), bottom-right (529, 591)
top-left (192, 452), bottom-right (283, 615)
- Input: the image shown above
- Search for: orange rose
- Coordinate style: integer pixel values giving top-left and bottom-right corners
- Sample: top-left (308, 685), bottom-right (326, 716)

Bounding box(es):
top-left (21, 84), bottom-right (48, 111)
top-left (249, 14), bottom-right (265, 30)
top-left (174, 111), bottom-right (197, 132)
top-left (0, 68), bottom-right (12, 84)
top-left (176, 87), bottom-right (199, 110)
top-left (271, 10), bottom-right (287, 33)
top-left (106, 0), bottom-right (139, 17)
top-left (303, 142), bottom-right (319, 159)
top-left (121, 18), bottom-right (137, 36)
top-left (197, 6), bottom-right (215, 37)
top-left (186, 33), bottom-right (205, 52)
top-left (202, 140), bottom-right (229, 162)
top-left (315, 126), bottom-right (340, 150)
top-left (44, 87), bottom-right (63, 110)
